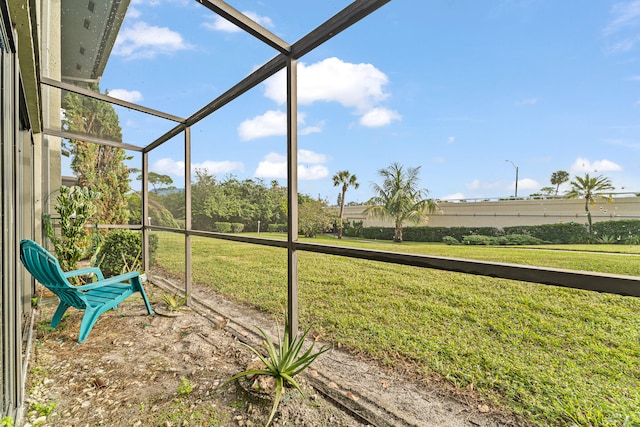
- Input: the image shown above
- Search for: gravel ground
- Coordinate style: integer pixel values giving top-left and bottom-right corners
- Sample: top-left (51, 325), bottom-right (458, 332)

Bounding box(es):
top-left (22, 276), bottom-right (529, 427)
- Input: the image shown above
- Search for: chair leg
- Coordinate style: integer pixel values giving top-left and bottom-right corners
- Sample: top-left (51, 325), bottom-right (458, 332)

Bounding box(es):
top-left (132, 276), bottom-right (154, 315)
top-left (51, 302), bottom-right (71, 328)
top-left (78, 308), bottom-right (102, 344)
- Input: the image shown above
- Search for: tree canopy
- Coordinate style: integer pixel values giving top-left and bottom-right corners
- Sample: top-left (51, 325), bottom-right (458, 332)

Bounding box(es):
top-left (550, 170), bottom-right (570, 195)
top-left (365, 162), bottom-right (438, 242)
top-left (332, 170), bottom-right (359, 239)
top-left (62, 85), bottom-right (131, 225)
top-left (566, 173), bottom-right (615, 234)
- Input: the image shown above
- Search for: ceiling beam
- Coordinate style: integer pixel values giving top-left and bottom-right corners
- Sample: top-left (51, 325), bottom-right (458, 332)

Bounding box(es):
top-left (44, 127), bottom-right (144, 152)
top-left (291, 0), bottom-right (391, 59)
top-left (195, 0), bottom-right (290, 54)
top-left (41, 77), bottom-right (186, 123)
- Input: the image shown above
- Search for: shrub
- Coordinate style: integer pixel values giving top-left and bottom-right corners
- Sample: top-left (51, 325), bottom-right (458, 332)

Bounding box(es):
top-left (503, 223), bottom-right (587, 244)
top-left (343, 220), bottom-right (364, 238)
top-left (462, 235), bottom-right (495, 245)
top-left (43, 185), bottom-right (100, 271)
top-left (593, 220), bottom-right (640, 243)
top-left (595, 234), bottom-right (618, 244)
top-left (299, 199), bottom-right (334, 238)
top-left (442, 236), bottom-right (460, 245)
top-left (361, 227), bottom-right (395, 240)
top-left (231, 223), bottom-right (245, 233)
top-left (268, 223), bottom-right (287, 232)
top-left (94, 230), bottom-right (144, 277)
top-left (625, 234), bottom-right (640, 245)
top-left (497, 234), bottom-right (546, 245)
top-left (214, 222), bottom-right (232, 233)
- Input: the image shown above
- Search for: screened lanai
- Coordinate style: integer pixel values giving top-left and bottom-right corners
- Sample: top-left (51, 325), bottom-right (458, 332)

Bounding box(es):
top-left (3, 0), bottom-right (640, 424)
top-left (43, 0), bottom-right (640, 337)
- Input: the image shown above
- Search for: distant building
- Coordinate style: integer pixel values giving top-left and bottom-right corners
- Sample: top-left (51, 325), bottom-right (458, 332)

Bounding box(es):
top-left (339, 196), bottom-right (640, 229)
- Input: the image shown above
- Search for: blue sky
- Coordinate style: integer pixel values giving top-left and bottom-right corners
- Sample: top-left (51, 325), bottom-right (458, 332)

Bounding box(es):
top-left (66, 0), bottom-right (640, 203)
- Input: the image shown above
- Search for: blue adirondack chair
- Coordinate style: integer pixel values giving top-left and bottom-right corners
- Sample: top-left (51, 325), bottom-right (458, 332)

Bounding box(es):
top-left (20, 239), bottom-right (154, 343)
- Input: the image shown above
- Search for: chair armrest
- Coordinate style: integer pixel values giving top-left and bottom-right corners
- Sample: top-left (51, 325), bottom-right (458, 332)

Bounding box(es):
top-left (64, 267), bottom-right (105, 281)
top-left (75, 271), bottom-right (140, 291)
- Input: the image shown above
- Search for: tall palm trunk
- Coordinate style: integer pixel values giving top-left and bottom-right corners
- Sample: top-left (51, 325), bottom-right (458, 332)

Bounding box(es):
top-left (585, 199), bottom-right (593, 235)
top-left (337, 186), bottom-right (346, 239)
top-left (394, 218), bottom-right (403, 242)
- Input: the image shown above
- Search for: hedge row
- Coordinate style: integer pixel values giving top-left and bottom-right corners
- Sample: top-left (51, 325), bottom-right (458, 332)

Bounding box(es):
top-left (213, 222), bottom-right (245, 233)
top-left (356, 220), bottom-right (640, 244)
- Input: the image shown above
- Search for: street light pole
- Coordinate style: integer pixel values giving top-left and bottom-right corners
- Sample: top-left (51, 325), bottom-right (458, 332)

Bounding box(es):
top-left (505, 160), bottom-right (519, 198)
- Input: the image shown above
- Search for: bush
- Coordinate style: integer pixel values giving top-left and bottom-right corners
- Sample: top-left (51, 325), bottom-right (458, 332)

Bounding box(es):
top-left (462, 235), bottom-right (495, 245)
top-left (231, 223), bottom-right (244, 233)
top-left (94, 230), bottom-right (143, 277)
top-left (442, 236), bottom-right (460, 245)
top-left (503, 223), bottom-right (587, 244)
top-left (362, 226), bottom-right (501, 242)
top-left (268, 223), bottom-right (287, 232)
top-left (496, 234), bottom-right (546, 245)
top-left (343, 220), bottom-right (364, 238)
top-left (214, 222), bottom-right (232, 233)
top-left (44, 185), bottom-right (100, 271)
top-left (361, 227), bottom-right (395, 240)
top-left (626, 234), bottom-right (640, 245)
top-left (593, 220), bottom-right (640, 244)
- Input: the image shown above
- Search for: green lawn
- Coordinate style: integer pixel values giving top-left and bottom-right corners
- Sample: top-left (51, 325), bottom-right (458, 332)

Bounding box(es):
top-left (154, 232), bottom-right (640, 426)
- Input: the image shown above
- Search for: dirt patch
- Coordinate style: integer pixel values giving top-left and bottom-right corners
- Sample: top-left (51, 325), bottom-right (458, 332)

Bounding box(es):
top-left (23, 276), bottom-right (529, 427)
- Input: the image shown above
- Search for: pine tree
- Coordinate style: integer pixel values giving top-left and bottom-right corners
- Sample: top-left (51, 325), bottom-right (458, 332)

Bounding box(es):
top-left (62, 85), bottom-right (131, 225)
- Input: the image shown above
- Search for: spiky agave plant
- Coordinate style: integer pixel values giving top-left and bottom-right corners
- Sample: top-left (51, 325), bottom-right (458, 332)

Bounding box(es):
top-left (228, 325), bottom-right (329, 427)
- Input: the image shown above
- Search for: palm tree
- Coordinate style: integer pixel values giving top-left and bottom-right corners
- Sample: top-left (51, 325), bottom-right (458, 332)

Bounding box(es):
top-left (332, 170), bottom-right (359, 239)
top-left (566, 173), bottom-right (614, 235)
top-left (365, 162), bottom-right (438, 242)
top-left (550, 170), bottom-right (570, 196)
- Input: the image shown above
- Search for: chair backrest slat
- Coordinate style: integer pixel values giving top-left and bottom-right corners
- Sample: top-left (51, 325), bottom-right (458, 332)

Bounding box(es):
top-left (20, 240), bottom-right (87, 309)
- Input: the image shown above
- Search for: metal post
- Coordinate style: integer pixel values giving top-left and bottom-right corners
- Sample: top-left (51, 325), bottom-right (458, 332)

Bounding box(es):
top-left (184, 127), bottom-right (192, 303)
top-left (286, 57), bottom-right (299, 339)
top-left (142, 152), bottom-right (150, 273)
top-left (506, 160), bottom-right (518, 198)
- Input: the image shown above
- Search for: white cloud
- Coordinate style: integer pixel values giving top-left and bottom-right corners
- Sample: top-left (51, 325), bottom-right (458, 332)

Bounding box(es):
top-left (298, 164), bottom-right (330, 180)
top-left (447, 136), bottom-right (455, 144)
top-left (467, 179), bottom-right (481, 190)
top-left (265, 57), bottom-right (389, 110)
top-left (202, 11), bottom-right (274, 33)
top-left (238, 110), bottom-right (286, 141)
top-left (114, 21), bottom-right (192, 59)
top-left (108, 89), bottom-right (143, 103)
top-left (604, 0), bottom-right (640, 35)
top-left (254, 151), bottom-right (329, 180)
top-left (466, 179), bottom-right (503, 190)
top-left (262, 57), bottom-right (397, 127)
top-left (511, 178), bottom-right (540, 191)
top-left (359, 107), bottom-right (401, 128)
top-left (238, 110), bottom-right (322, 141)
top-left (151, 157), bottom-right (243, 177)
top-left (255, 152), bottom-right (286, 178)
top-left (126, 7), bottom-right (142, 18)
top-left (603, 1), bottom-right (640, 53)
top-left (441, 193), bottom-right (465, 201)
top-left (151, 158), bottom-right (184, 176)
top-left (298, 149), bottom-right (327, 164)
top-left (570, 157), bottom-right (623, 173)
top-left (299, 123), bottom-right (324, 136)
